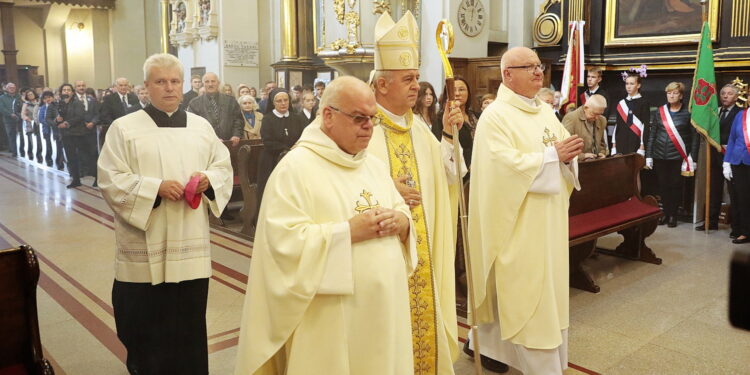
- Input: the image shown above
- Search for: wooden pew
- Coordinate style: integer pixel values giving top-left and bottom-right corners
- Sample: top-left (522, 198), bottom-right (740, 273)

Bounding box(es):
top-left (569, 154), bottom-right (663, 293)
top-left (212, 139), bottom-right (262, 226)
top-left (237, 143), bottom-right (264, 237)
top-left (0, 245), bottom-right (54, 375)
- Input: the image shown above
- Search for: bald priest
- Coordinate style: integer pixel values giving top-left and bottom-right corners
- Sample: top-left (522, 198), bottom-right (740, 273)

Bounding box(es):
top-left (234, 76), bottom-right (417, 375)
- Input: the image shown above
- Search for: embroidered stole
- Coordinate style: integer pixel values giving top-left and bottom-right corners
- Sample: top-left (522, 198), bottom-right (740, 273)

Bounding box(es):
top-left (658, 105), bottom-right (694, 176)
top-left (376, 108), bottom-right (438, 375)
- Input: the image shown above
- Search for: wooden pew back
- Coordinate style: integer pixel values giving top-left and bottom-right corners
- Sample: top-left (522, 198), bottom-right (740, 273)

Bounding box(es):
top-left (569, 154), bottom-right (644, 216)
top-left (0, 246), bottom-right (53, 374)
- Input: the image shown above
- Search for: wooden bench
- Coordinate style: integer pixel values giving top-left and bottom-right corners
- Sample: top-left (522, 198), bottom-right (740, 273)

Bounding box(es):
top-left (211, 140), bottom-right (262, 227)
top-left (0, 245), bottom-right (54, 375)
top-left (569, 154), bottom-right (663, 293)
top-left (237, 143), bottom-right (264, 237)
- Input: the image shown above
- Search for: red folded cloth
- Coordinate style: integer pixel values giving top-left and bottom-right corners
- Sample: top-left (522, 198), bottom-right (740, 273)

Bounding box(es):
top-left (184, 175), bottom-right (202, 209)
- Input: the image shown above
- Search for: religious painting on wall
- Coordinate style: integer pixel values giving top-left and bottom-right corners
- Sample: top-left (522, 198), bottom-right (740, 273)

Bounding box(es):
top-left (604, 0), bottom-right (721, 46)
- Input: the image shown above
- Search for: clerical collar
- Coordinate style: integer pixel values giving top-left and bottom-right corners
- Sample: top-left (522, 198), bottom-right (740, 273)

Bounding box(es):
top-left (377, 104), bottom-right (407, 128)
top-left (517, 94), bottom-right (539, 108)
top-left (626, 93), bottom-right (642, 100)
top-left (273, 109), bottom-right (290, 118)
top-left (144, 104), bottom-right (187, 127)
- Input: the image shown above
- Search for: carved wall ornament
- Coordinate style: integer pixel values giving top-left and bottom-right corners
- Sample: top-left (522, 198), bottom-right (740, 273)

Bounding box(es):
top-left (533, 0), bottom-right (563, 46)
top-left (733, 77), bottom-right (748, 108)
top-left (334, 0), bottom-right (346, 24)
top-left (169, 0), bottom-right (197, 47)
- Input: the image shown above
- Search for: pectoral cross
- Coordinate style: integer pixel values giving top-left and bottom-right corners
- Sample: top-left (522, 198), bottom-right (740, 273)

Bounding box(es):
top-left (354, 190), bottom-right (381, 214)
top-left (542, 127), bottom-right (558, 147)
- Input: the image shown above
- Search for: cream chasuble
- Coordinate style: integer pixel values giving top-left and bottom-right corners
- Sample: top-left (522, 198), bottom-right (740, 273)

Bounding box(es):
top-left (234, 123), bottom-right (417, 375)
top-left (467, 84), bottom-right (579, 373)
top-left (97, 110), bottom-right (233, 284)
top-left (368, 107), bottom-right (460, 375)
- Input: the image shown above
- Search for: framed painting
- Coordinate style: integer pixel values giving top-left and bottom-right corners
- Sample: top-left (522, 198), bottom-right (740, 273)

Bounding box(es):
top-left (604, 0), bottom-right (721, 46)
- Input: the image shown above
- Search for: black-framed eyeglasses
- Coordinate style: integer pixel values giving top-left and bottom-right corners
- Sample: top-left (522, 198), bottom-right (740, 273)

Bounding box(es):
top-left (328, 106), bottom-right (376, 126)
top-left (506, 63), bottom-right (546, 73)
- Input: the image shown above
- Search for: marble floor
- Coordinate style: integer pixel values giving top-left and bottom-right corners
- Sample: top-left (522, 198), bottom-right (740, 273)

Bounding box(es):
top-left (0, 152), bottom-right (748, 375)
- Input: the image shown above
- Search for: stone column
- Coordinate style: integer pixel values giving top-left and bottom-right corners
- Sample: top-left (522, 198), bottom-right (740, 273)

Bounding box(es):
top-left (0, 2), bottom-right (19, 85)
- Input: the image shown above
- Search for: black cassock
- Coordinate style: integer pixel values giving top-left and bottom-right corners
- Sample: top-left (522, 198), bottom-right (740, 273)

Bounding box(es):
top-left (614, 96), bottom-right (651, 154)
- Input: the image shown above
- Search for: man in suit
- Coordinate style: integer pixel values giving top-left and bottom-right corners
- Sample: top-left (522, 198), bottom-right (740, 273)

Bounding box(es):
top-left (562, 94), bottom-right (609, 160)
top-left (257, 81), bottom-right (277, 114)
top-left (181, 75), bottom-right (202, 110)
top-left (100, 77), bottom-right (137, 146)
top-left (0, 82), bottom-right (22, 157)
top-left (697, 84), bottom-right (743, 232)
top-left (187, 72), bottom-right (244, 146)
top-left (127, 85), bottom-right (150, 113)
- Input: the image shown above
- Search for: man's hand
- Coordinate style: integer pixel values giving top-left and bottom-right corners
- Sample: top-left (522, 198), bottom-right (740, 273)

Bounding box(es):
top-left (58, 122), bottom-right (69, 129)
top-left (582, 153), bottom-right (596, 160)
top-left (393, 176), bottom-right (421, 208)
top-left (85, 121), bottom-right (94, 129)
top-left (158, 180), bottom-right (185, 201)
top-left (349, 208), bottom-right (410, 244)
top-left (230, 136), bottom-right (240, 147)
top-left (190, 172), bottom-right (210, 195)
top-left (554, 135), bottom-right (584, 163)
top-left (441, 100), bottom-right (463, 136)
top-left (10, 114), bottom-right (18, 120)
top-left (56, 115), bottom-right (63, 122)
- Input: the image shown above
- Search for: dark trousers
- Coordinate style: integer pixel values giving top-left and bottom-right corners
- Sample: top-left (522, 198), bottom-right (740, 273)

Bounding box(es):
top-left (42, 130), bottom-right (53, 164)
top-left (731, 164), bottom-right (750, 237)
top-left (25, 124), bottom-right (43, 161)
top-left (3, 119), bottom-right (21, 156)
top-left (51, 128), bottom-right (65, 167)
top-left (62, 134), bottom-right (97, 182)
top-left (112, 278), bottom-right (209, 375)
top-left (707, 148), bottom-right (725, 226)
top-left (0, 118), bottom-right (6, 151)
top-left (654, 159), bottom-right (684, 218)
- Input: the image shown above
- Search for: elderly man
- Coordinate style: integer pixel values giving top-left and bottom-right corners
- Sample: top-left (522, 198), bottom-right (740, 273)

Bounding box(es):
top-left (99, 77), bottom-right (137, 148)
top-left (0, 82), bottom-right (22, 157)
top-left (98, 53), bottom-right (232, 375)
top-left (698, 84), bottom-right (743, 232)
top-left (182, 75), bottom-right (202, 109)
top-left (188, 72), bottom-right (244, 146)
top-left (466, 47), bottom-right (583, 375)
top-left (234, 76), bottom-right (415, 375)
top-left (368, 11), bottom-right (464, 375)
top-left (562, 94), bottom-right (609, 160)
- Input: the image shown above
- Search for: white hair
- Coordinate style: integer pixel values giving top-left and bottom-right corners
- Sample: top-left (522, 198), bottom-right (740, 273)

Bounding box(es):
top-left (721, 84), bottom-right (739, 95)
top-left (584, 94), bottom-right (607, 110)
top-left (238, 95), bottom-right (257, 107)
top-left (142, 53), bottom-right (184, 81)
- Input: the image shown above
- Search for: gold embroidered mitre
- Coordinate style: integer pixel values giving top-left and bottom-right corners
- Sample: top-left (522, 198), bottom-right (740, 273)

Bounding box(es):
top-left (374, 11), bottom-right (419, 70)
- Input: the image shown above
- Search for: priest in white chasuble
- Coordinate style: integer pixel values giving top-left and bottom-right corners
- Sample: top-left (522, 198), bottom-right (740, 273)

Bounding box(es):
top-left (234, 77), bottom-right (417, 375)
top-left (466, 47), bottom-right (583, 375)
top-left (367, 11), bottom-right (466, 375)
top-left (97, 53), bottom-right (233, 374)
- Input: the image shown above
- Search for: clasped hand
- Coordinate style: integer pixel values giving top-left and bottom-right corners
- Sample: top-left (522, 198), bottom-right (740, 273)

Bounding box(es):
top-left (157, 172), bottom-right (210, 201)
top-left (349, 208), bottom-right (409, 244)
top-left (393, 176), bottom-right (421, 208)
top-left (554, 135), bottom-right (584, 163)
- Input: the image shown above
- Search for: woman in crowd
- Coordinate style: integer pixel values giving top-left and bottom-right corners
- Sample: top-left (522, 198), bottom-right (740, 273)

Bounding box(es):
top-left (255, 88), bottom-right (306, 223)
top-left (237, 84), bottom-right (252, 98)
top-left (435, 76), bottom-right (479, 167)
top-left (221, 83), bottom-right (234, 97)
top-left (238, 95), bottom-right (263, 140)
top-left (723, 107), bottom-right (750, 244)
top-left (413, 81), bottom-right (438, 134)
top-left (248, 87), bottom-right (259, 102)
top-left (613, 69), bottom-right (651, 155)
top-left (300, 92), bottom-right (317, 125)
top-left (646, 82), bottom-right (698, 228)
top-left (21, 89), bottom-right (42, 162)
top-left (480, 93), bottom-right (496, 113)
top-left (37, 91), bottom-right (56, 166)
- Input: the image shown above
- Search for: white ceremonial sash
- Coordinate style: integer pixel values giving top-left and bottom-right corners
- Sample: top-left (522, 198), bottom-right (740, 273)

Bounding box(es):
top-left (617, 99), bottom-right (644, 140)
top-left (743, 110), bottom-right (750, 155)
top-left (659, 105), bottom-right (694, 176)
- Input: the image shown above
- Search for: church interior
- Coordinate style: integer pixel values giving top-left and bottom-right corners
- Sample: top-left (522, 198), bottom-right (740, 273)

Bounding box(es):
top-left (0, 0), bottom-right (749, 374)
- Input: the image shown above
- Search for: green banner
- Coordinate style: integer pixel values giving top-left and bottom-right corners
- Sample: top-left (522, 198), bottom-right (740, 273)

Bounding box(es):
top-left (689, 21), bottom-right (721, 151)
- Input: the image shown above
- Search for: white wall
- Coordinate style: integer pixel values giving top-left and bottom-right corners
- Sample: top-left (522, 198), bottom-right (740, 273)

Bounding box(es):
top-left (14, 8), bottom-right (47, 82)
top-left (109, 0), bottom-right (162, 85)
top-left (219, 0), bottom-right (260, 90)
top-left (65, 10), bottom-right (95, 85)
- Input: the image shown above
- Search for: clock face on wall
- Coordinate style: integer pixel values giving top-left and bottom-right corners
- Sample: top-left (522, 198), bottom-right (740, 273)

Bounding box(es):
top-left (457, 0), bottom-right (485, 37)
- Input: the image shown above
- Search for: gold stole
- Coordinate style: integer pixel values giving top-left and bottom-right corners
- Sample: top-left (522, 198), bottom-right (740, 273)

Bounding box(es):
top-left (376, 109), bottom-right (438, 374)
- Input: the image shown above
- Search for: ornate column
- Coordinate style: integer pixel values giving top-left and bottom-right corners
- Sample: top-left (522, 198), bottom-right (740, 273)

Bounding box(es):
top-left (0, 2), bottom-right (19, 85)
top-left (281, 0), bottom-right (298, 61)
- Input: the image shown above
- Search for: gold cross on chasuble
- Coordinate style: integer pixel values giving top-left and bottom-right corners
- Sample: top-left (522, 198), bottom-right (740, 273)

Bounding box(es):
top-left (354, 190), bottom-right (380, 214)
top-left (543, 127), bottom-right (559, 147)
top-left (377, 109), bottom-right (439, 374)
